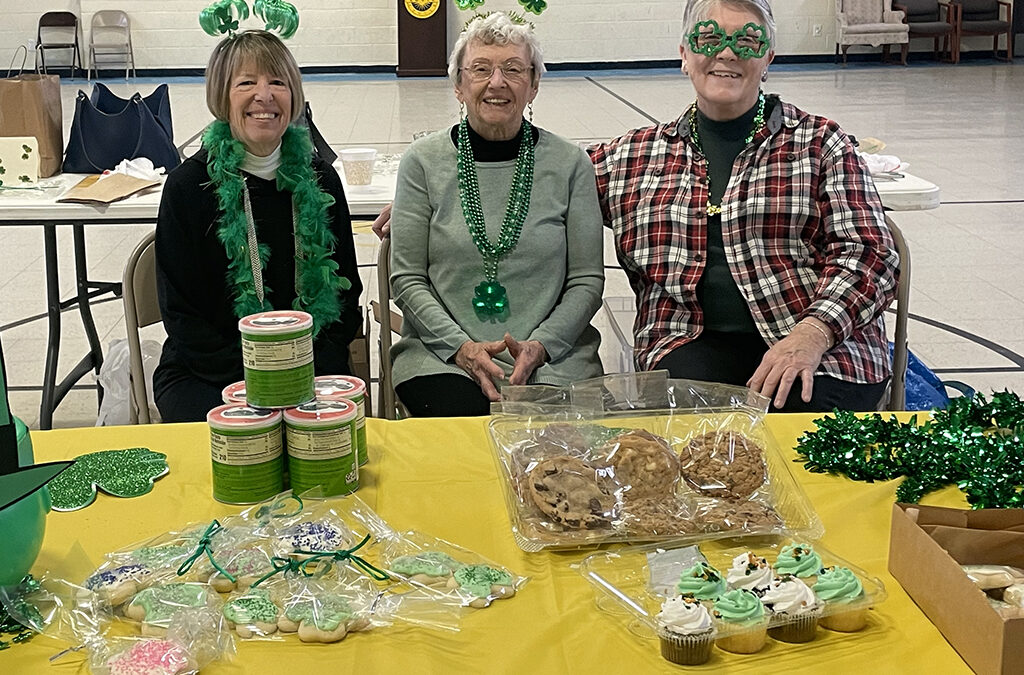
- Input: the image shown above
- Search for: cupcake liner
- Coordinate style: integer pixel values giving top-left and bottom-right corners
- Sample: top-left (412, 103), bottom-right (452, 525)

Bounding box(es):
top-left (820, 605), bottom-right (868, 632)
top-left (769, 606), bottom-right (822, 643)
top-left (658, 628), bottom-right (714, 665)
top-left (715, 618), bottom-right (768, 654)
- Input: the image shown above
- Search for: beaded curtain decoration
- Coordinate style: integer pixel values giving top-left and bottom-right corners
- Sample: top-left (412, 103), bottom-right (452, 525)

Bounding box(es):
top-left (689, 91), bottom-right (766, 217)
top-left (456, 117), bottom-right (535, 318)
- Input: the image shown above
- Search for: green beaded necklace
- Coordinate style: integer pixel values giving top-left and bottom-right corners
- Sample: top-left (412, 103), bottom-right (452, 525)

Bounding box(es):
top-left (456, 117), bottom-right (535, 317)
top-left (689, 91), bottom-right (766, 216)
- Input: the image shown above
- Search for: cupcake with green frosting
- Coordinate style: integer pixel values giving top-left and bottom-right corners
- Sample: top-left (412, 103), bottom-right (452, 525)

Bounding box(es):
top-left (676, 562), bottom-right (726, 604)
top-left (773, 543), bottom-right (823, 582)
top-left (713, 589), bottom-right (768, 654)
top-left (816, 566), bottom-right (868, 632)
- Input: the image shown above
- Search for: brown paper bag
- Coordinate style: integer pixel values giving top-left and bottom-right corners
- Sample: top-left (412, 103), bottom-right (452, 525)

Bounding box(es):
top-left (0, 48), bottom-right (64, 177)
top-left (57, 174), bottom-right (160, 205)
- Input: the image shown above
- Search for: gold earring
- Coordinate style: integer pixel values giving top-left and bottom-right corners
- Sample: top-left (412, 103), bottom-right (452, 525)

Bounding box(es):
top-left (459, 102), bottom-right (465, 120)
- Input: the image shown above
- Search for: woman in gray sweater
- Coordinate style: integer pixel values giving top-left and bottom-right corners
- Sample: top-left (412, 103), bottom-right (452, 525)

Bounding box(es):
top-left (389, 13), bottom-right (604, 416)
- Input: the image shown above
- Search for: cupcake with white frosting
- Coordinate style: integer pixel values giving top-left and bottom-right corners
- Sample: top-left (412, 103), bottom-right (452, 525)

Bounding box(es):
top-left (655, 596), bottom-right (715, 665)
top-left (726, 552), bottom-right (773, 596)
top-left (761, 575), bottom-right (823, 643)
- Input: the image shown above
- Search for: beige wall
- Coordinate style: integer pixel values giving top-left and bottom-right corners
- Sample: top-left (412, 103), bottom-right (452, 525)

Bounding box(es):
top-left (0, 0), bottom-right (1013, 73)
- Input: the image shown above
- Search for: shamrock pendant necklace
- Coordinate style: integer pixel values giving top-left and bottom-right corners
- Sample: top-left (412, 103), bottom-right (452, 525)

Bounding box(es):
top-left (690, 91), bottom-right (766, 216)
top-left (456, 117), bottom-right (535, 317)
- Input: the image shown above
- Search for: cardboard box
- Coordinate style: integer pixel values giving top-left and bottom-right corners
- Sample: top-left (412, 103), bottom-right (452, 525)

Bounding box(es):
top-left (889, 503), bottom-right (1024, 675)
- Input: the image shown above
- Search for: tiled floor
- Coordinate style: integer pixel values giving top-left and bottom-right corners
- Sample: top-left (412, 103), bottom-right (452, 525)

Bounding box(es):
top-left (2, 61), bottom-right (1022, 429)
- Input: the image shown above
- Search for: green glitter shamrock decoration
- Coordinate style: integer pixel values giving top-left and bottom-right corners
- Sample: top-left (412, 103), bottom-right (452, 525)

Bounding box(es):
top-left (254, 0), bottom-right (299, 39)
top-left (519, 0), bottom-right (547, 14)
top-left (46, 448), bottom-right (169, 511)
top-left (456, 0), bottom-right (486, 10)
top-left (0, 576), bottom-right (42, 650)
top-left (199, 0), bottom-right (251, 37)
top-left (796, 390), bottom-right (1024, 508)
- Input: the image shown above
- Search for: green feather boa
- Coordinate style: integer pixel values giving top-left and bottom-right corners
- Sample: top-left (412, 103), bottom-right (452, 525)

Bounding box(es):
top-left (203, 120), bottom-right (351, 336)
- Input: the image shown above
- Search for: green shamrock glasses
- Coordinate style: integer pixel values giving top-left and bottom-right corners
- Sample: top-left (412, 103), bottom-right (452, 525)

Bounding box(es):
top-left (687, 20), bottom-right (770, 59)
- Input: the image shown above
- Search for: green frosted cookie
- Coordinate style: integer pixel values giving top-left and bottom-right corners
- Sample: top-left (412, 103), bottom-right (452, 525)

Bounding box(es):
top-left (224, 588), bottom-right (280, 624)
top-left (285, 595), bottom-right (355, 631)
top-left (453, 565), bottom-right (514, 598)
top-left (390, 551), bottom-right (465, 577)
top-left (128, 583), bottom-right (212, 624)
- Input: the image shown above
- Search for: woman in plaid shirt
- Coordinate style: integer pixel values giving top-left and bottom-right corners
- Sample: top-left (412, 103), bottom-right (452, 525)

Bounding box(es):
top-left (589, 0), bottom-right (899, 412)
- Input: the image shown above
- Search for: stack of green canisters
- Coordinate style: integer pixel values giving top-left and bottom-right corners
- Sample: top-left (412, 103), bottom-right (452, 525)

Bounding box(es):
top-left (208, 310), bottom-right (367, 503)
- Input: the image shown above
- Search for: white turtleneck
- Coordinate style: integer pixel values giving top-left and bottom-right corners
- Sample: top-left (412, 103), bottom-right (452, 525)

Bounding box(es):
top-left (240, 144), bottom-right (282, 180)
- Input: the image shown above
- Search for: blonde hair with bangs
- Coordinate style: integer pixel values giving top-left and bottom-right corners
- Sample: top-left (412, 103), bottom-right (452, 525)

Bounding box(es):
top-left (205, 30), bottom-right (305, 124)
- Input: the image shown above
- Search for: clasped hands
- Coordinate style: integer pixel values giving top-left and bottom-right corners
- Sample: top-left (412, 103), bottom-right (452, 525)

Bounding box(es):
top-left (455, 333), bottom-right (547, 402)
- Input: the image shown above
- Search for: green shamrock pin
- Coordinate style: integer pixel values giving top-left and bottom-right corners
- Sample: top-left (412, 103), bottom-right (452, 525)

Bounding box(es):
top-left (46, 448), bottom-right (169, 511)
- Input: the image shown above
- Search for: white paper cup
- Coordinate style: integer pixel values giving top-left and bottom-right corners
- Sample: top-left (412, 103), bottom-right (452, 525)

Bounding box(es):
top-left (340, 148), bottom-right (377, 186)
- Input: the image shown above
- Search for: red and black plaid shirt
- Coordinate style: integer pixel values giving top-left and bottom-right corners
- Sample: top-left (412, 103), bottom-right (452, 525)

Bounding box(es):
top-left (589, 98), bottom-right (899, 383)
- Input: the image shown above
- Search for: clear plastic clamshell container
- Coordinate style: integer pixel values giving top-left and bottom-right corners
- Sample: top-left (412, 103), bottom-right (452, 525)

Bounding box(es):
top-left (578, 537), bottom-right (887, 665)
top-left (487, 409), bottom-right (823, 552)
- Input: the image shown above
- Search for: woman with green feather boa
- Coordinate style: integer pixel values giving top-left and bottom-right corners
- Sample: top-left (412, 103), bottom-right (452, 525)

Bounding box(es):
top-left (154, 30), bottom-right (362, 422)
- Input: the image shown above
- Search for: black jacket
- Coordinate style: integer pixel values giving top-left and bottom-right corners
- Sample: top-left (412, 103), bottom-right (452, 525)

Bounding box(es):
top-left (153, 147), bottom-right (362, 420)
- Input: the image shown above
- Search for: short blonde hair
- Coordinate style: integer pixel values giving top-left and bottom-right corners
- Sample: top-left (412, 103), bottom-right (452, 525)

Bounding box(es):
top-left (205, 30), bottom-right (305, 124)
top-left (448, 13), bottom-right (546, 88)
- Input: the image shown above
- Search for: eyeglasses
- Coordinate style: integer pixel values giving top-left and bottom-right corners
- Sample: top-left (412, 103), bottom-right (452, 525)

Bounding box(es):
top-left (688, 21), bottom-right (771, 59)
top-left (461, 61), bottom-right (534, 83)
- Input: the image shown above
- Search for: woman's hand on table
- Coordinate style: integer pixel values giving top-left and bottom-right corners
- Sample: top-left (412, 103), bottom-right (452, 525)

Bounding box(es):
top-left (747, 321), bottom-right (832, 408)
top-left (455, 339), bottom-right (508, 401)
top-left (504, 333), bottom-right (548, 386)
top-left (372, 203), bottom-right (392, 239)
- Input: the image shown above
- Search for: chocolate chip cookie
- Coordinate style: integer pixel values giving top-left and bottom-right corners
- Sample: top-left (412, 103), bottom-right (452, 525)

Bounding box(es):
top-left (679, 431), bottom-right (767, 501)
top-left (527, 456), bottom-right (616, 530)
top-left (597, 429), bottom-right (680, 499)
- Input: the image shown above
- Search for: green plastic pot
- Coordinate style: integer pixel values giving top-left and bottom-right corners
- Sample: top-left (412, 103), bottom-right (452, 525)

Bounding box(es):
top-left (0, 417), bottom-right (50, 587)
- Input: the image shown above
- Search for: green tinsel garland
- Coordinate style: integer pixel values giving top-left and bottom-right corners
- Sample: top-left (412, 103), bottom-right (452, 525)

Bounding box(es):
top-left (796, 391), bottom-right (1024, 508)
top-left (203, 120), bottom-right (351, 337)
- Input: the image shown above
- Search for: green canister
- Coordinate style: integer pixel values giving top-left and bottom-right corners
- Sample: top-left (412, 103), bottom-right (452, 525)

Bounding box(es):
top-left (314, 375), bottom-right (367, 466)
top-left (208, 404), bottom-right (284, 504)
top-left (238, 311), bottom-right (315, 409)
top-left (284, 400), bottom-right (358, 497)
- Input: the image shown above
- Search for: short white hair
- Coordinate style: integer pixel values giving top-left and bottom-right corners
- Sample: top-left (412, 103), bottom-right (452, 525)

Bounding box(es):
top-left (680, 0), bottom-right (777, 50)
top-left (448, 13), bottom-right (546, 88)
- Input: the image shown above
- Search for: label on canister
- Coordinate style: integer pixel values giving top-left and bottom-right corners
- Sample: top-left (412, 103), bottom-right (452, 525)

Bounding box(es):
top-left (222, 381), bottom-right (248, 405)
top-left (239, 311), bottom-right (315, 408)
top-left (314, 375), bottom-right (367, 466)
top-left (284, 399), bottom-right (358, 497)
top-left (208, 404), bottom-right (284, 504)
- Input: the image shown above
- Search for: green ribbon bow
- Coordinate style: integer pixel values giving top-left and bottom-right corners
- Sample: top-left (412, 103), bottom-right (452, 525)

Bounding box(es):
top-left (176, 520), bottom-right (237, 583)
top-left (294, 534), bottom-right (391, 582)
top-left (254, 494), bottom-right (304, 522)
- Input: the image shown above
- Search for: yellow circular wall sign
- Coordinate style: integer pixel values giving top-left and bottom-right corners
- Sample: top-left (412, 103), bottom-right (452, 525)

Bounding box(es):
top-left (405, 0), bottom-right (439, 19)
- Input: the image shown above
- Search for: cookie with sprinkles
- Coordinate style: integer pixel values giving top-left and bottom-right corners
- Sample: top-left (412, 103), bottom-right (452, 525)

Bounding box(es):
top-left (210, 548), bottom-right (275, 592)
top-left (278, 593), bottom-right (369, 643)
top-left (222, 587), bottom-right (281, 638)
top-left (448, 564), bottom-right (517, 608)
top-left (277, 521), bottom-right (350, 556)
top-left (85, 563), bottom-right (153, 606)
top-left (126, 583), bottom-right (216, 636)
top-left (105, 638), bottom-right (190, 675)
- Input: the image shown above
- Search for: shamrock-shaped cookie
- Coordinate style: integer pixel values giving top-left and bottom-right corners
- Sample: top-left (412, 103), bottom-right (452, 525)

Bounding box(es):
top-left (223, 587), bottom-right (280, 638)
top-left (278, 594), bottom-right (369, 643)
top-left (46, 448), bottom-right (169, 511)
top-left (126, 583), bottom-right (215, 636)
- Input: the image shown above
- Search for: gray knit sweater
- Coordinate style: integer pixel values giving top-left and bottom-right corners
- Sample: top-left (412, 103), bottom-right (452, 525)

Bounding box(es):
top-left (389, 127), bottom-right (604, 389)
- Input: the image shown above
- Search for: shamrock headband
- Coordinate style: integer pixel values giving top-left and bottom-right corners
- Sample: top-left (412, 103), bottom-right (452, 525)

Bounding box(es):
top-left (200, 0), bottom-right (299, 39)
top-left (687, 20), bottom-right (770, 59)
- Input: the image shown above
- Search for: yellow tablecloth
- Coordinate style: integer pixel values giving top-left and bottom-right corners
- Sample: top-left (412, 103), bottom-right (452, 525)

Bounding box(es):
top-left (1, 415), bottom-right (971, 673)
